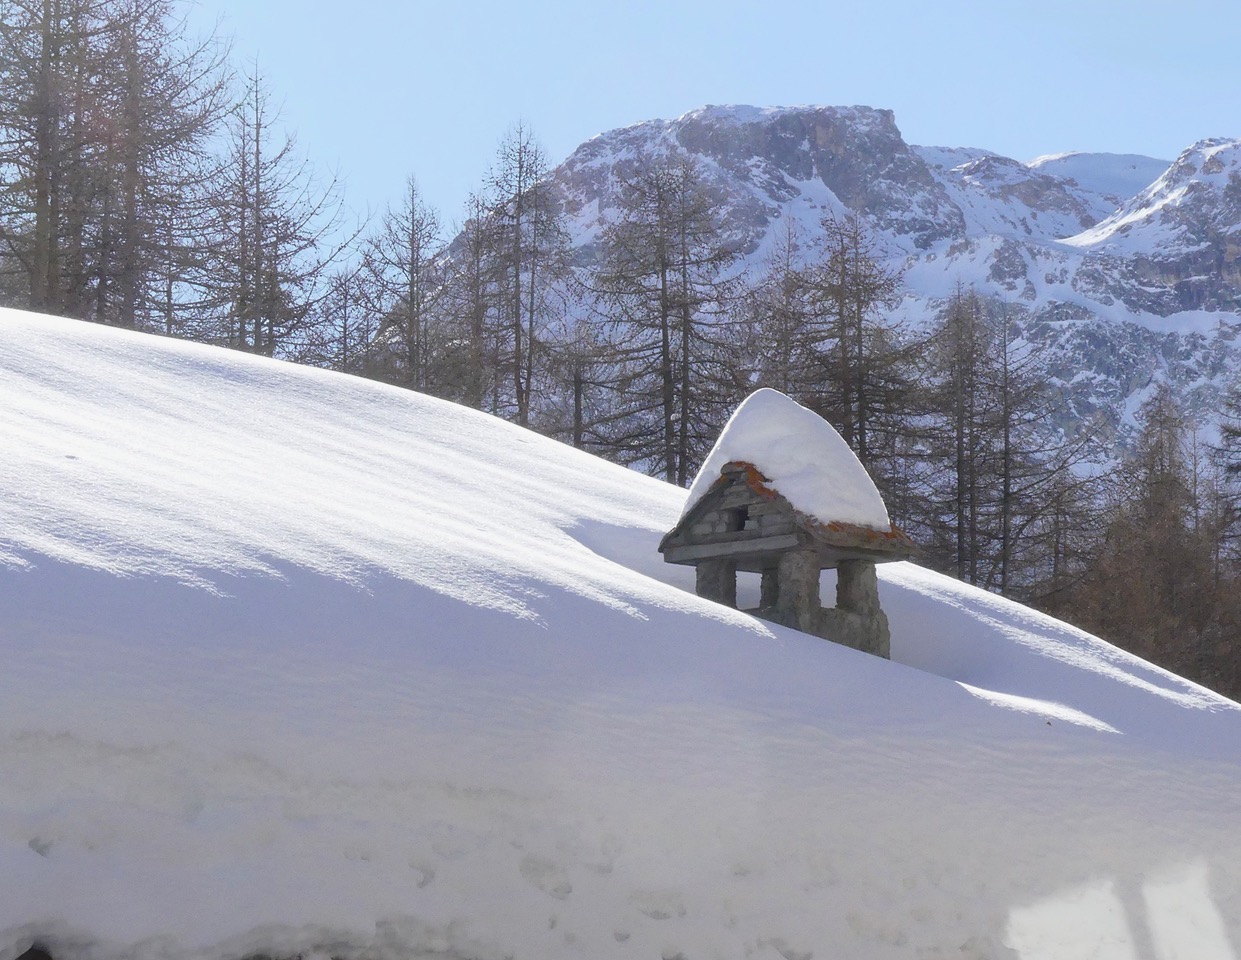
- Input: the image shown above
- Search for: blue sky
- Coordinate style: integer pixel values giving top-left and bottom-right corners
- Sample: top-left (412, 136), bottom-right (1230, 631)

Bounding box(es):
top-left (186, 0), bottom-right (1239, 231)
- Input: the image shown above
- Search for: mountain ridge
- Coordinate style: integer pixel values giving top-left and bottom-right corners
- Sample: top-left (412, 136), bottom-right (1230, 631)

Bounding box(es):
top-left (548, 104), bottom-right (1240, 439)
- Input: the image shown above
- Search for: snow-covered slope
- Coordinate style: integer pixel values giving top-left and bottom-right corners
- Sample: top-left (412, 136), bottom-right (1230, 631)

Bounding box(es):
top-left (3, 311), bottom-right (1241, 960)
top-left (1025, 151), bottom-right (1170, 210)
top-left (917, 151), bottom-right (1100, 242)
top-left (548, 105), bottom-right (1240, 441)
top-left (1065, 139), bottom-right (1241, 257)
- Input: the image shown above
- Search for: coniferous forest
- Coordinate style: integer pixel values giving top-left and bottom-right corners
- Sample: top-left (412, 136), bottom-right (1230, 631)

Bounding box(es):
top-left (2, 0), bottom-right (1239, 698)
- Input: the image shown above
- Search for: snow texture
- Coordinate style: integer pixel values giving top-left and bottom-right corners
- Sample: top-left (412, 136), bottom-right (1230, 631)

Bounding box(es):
top-left (682, 388), bottom-right (891, 530)
top-left (2, 311), bottom-right (1241, 960)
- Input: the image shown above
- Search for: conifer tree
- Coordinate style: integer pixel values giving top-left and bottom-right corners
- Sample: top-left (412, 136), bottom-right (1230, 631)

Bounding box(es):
top-left (303, 265), bottom-right (374, 375)
top-left (362, 175), bottom-right (442, 390)
top-left (0, 0), bottom-right (227, 326)
top-left (485, 122), bottom-right (570, 425)
top-left (437, 190), bottom-right (502, 411)
top-left (917, 288), bottom-right (1106, 595)
top-left (802, 212), bottom-right (905, 467)
top-left (593, 151), bottom-right (739, 483)
top-left (1068, 389), bottom-right (1200, 645)
top-left (738, 215), bottom-right (815, 395)
top-left (205, 66), bottom-right (353, 356)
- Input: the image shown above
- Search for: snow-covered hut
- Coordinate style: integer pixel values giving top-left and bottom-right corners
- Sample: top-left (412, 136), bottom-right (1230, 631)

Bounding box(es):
top-left (659, 389), bottom-right (914, 658)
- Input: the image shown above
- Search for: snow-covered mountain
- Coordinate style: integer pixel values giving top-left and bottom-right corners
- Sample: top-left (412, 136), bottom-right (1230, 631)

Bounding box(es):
top-left (1064, 140), bottom-right (1241, 313)
top-left (1025, 151), bottom-right (1172, 210)
top-left (3, 309), bottom-right (1241, 960)
top-left (551, 105), bottom-right (1241, 437)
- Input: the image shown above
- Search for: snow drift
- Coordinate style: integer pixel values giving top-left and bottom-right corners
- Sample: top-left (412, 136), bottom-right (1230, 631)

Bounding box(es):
top-left (2, 309), bottom-right (1240, 960)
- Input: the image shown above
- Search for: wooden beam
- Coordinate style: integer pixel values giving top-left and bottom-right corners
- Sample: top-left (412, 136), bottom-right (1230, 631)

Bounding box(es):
top-left (663, 534), bottom-right (801, 565)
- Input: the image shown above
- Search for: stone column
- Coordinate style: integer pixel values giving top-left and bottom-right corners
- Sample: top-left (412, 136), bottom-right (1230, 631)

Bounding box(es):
top-left (835, 560), bottom-right (890, 658)
top-left (696, 559), bottom-right (737, 608)
top-left (760, 567), bottom-right (780, 609)
top-left (774, 548), bottom-right (821, 633)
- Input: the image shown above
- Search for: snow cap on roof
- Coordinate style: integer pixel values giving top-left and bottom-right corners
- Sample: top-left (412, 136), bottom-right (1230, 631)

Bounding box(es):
top-left (683, 388), bottom-right (891, 531)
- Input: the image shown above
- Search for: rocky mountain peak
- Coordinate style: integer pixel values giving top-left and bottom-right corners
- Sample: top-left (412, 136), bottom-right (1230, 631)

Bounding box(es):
top-left (557, 104), bottom-right (962, 256)
top-left (1062, 138), bottom-right (1241, 318)
top-left (542, 104), bottom-right (1241, 443)
top-left (676, 104), bottom-right (959, 249)
top-left (1072, 139), bottom-right (1241, 244)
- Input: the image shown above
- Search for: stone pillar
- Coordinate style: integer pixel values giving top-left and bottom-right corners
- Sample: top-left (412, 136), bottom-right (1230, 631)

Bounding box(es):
top-left (760, 567), bottom-right (780, 609)
top-left (774, 548), bottom-right (821, 633)
top-left (836, 560), bottom-right (879, 614)
top-left (834, 560), bottom-right (890, 658)
top-left (696, 559), bottom-right (737, 608)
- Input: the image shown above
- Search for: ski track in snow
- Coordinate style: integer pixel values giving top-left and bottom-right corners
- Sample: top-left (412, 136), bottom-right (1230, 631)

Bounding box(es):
top-left (2, 310), bottom-right (1240, 960)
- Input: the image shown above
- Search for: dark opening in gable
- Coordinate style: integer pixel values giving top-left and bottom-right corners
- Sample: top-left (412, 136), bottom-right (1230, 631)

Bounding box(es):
top-left (724, 506), bottom-right (749, 532)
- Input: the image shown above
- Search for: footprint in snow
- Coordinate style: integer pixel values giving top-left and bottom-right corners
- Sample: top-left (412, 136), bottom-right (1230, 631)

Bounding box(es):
top-left (408, 861), bottom-right (436, 888)
top-left (519, 853), bottom-right (572, 900)
top-left (763, 938), bottom-right (813, 960)
top-left (628, 889), bottom-right (686, 920)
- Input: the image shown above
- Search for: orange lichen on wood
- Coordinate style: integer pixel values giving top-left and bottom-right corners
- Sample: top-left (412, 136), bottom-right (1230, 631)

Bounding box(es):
top-left (811, 518), bottom-right (916, 551)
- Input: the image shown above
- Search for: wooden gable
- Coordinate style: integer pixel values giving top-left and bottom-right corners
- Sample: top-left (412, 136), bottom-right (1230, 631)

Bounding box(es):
top-left (660, 467), bottom-right (802, 572)
top-left (660, 461), bottom-right (915, 571)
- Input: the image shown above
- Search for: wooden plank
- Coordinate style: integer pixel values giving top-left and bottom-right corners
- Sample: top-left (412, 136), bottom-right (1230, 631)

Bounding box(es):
top-left (663, 534), bottom-right (801, 564)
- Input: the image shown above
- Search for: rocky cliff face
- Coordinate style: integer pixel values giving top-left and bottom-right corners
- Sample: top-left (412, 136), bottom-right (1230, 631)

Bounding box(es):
top-left (549, 104), bottom-right (1241, 444)
top-left (1064, 139), bottom-right (1241, 315)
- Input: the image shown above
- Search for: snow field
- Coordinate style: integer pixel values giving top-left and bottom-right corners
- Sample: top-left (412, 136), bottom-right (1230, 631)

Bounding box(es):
top-left (1, 310), bottom-right (1240, 960)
